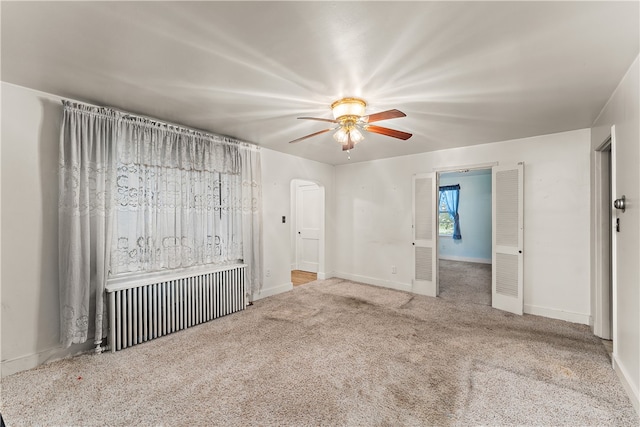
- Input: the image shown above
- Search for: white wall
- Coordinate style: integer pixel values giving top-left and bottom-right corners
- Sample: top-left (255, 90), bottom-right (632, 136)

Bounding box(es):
top-left (1, 83), bottom-right (95, 377)
top-left (258, 148), bottom-right (334, 299)
top-left (439, 171), bottom-right (492, 263)
top-left (334, 129), bottom-right (592, 324)
top-left (591, 56), bottom-right (639, 414)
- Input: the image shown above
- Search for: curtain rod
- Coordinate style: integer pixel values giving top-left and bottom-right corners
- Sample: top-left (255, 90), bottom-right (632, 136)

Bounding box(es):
top-left (62, 99), bottom-right (260, 151)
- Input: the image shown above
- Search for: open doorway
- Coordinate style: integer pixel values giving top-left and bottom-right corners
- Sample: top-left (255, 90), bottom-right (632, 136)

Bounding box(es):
top-left (412, 163), bottom-right (523, 314)
top-left (290, 179), bottom-right (325, 286)
top-left (437, 169), bottom-right (492, 306)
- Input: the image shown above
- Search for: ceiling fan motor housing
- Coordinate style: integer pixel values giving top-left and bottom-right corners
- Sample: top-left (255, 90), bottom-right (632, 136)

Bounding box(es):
top-left (331, 97), bottom-right (367, 120)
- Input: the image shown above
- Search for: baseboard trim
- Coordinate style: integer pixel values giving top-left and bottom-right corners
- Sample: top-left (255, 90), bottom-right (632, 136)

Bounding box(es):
top-left (317, 271), bottom-right (333, 280)
top-left (253, 282), bottom-right (293, 301)
top-left (333, 272), bottom-right (412, 293)
top-left (613, 354), bottom-right (640, 417)
top-left (2, 341), bottom-right (95, 378)
top-left (523, 304), bottom-right (591, 325)
top-left (439, 255), bottom-right (491, 264)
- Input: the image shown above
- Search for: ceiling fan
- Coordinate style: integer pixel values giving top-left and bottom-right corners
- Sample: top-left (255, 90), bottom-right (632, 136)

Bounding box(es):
top-left (289, 97), bottom-right (412, 151)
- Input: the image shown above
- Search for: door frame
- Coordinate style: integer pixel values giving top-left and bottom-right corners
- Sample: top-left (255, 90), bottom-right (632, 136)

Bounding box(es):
top-left (290, 179), bottom-right (326, 278)
top-left (593, 128), bottom-right (617, 346)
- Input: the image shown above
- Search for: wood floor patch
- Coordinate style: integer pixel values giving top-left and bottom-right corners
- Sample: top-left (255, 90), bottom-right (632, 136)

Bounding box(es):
top-left (291, 270), bottom-right (317, 286)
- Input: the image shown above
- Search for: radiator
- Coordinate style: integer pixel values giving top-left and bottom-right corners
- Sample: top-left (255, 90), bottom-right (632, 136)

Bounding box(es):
top-left (106, 264), bottom-right (246, 352)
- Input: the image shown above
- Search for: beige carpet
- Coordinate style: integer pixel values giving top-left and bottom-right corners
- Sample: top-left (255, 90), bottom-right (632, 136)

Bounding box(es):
top-left (1, 278), bottom-right (637, 426)
top-left (439, 259), bottom-right (492, 306)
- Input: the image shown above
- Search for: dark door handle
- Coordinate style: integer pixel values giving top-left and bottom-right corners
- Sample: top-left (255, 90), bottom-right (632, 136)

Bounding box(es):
top-left (298, 231), bottom-right (301, 234)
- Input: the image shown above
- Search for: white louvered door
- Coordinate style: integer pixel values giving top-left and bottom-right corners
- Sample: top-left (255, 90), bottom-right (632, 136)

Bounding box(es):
top-left (492, 163), bottom-right (524, 314)
top-left (412, 173), bottom-right (438, 297)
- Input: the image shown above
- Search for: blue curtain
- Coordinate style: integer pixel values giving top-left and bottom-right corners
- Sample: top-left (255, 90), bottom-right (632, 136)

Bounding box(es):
top-left (440, 184), bottom-right (461, 240)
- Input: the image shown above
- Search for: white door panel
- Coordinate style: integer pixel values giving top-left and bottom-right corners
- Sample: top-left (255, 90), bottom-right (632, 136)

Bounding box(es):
top-left (413, 173), bottom-right (438, 297)
top-left (492, 163), bottom-right (524, 314)
top-left (297, 184), bottom-right (320, 273)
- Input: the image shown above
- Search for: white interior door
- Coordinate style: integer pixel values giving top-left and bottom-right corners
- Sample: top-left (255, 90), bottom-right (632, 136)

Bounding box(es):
top-left (412, 173), bottom-right (438, 297)
top-left (492, 163), bottom-right (524, 315)
top-left (296, 183), bottom-right (320, 273)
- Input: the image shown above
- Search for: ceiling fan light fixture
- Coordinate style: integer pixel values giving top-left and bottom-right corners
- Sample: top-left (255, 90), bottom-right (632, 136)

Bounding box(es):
top-left (333, 127), bottom-right (349, 144)
top-left (349, 128), bottom-right (364, 144)
top-left (331, 97), bottom-right (367, 120)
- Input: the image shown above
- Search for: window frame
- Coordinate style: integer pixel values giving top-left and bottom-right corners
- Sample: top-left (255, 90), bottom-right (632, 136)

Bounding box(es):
top-left (438, 190), bottom-right (455, 237)
top-left (438, 188), bottom-right (460, 238)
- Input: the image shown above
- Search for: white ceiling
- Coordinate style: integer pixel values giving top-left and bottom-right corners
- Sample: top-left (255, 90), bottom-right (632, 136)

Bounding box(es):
top-left (2, 1), bottom-right (638, 165)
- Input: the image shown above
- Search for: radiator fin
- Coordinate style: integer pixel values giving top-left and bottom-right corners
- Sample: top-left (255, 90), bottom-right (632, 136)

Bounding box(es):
top-left (109, 265), bottom-right (246, 352)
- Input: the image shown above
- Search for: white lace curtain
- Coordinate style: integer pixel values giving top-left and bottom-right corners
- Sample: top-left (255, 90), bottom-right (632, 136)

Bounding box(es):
top-left (59, 101), bottom-right (262, 348)
top-left (112, 118), bottom-right (244, 273)
top-left (59, 103), bottom-right (118, 347)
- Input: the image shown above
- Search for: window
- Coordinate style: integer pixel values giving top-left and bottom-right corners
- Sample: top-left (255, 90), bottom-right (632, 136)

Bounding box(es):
top-left (439, 185), bottom-right (461, 239)
top-left (439, 195), bottom-right (454, 236)
top-left (110, 125), bottom-right (247, 276)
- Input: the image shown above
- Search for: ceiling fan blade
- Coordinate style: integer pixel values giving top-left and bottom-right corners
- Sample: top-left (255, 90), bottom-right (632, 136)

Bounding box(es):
top-left (363, 109), bottom-right (406, 123)
top-left (288, 128), bottom-right (333, 144)
top-left (365, 125), bottom-right (413, 140)
top-left (298, 116), bottom-right (338, 124)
